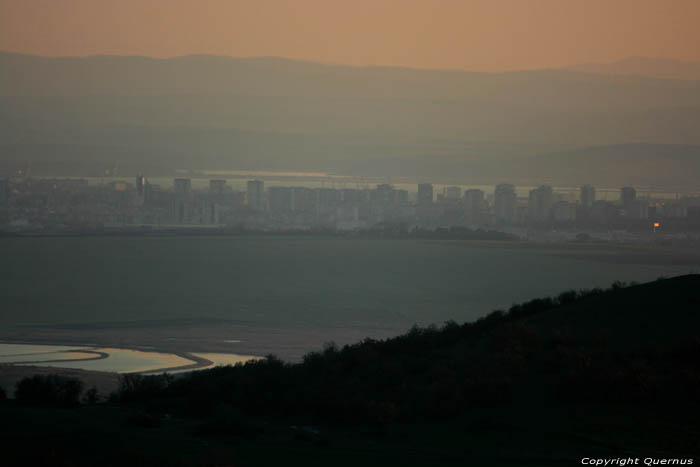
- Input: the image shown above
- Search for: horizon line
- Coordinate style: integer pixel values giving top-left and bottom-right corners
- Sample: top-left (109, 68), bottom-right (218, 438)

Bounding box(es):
top-left (2, 49), bottom-right (698, 75)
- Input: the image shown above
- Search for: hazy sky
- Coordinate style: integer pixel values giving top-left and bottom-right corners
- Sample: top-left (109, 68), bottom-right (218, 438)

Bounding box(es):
top-left (1, 0), bottom-right (699, 71)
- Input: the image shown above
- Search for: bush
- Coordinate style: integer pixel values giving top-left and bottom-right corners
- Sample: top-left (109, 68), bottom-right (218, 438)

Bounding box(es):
top-left (82, 386), bottom-right (100, 405)
top-left (126, 411), bottom-right (160, 428)
top-left (196, 405), bottom-right (262, 437)
top-left (556, 290), bottom-right (579, 306)
top-left (116, 373), bottom-right (172, 402)
top-left (15, 374), bottom-right (84, 407)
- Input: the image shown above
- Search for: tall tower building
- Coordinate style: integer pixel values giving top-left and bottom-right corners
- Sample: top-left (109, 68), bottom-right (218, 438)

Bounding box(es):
top-left (174, 178), bottom-right (192, 197)
top-left (620, 187), bottom-right (637, 208)
top-left (444, 186), bottom-right (461, 200)
top-left (463, 189), bottom-right (485, 218)
top-left (268, 186), bottom-right (294, 213)
top-left (494, 184), bottom-right (517, 223)
top-left (136, 174), bottom-right (146, 197)
top-left (528, 185), bottom-right (554, 222)
top-left (0, 178), bottom-right (9, 205)
top-left (417, 183), bottom-right (433, 206)
top-left (247, 180), bottom-right (265, 211)
top-left (580, 185), bottom-right (596, 207)
top-left (209, 179), bottom-right (227, 194)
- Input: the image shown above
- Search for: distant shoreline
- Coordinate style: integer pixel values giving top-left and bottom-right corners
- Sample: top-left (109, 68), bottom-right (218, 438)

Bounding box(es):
top-left (0, 228), bottom-right (520, 241)
top-left (0, 341), bottom-right (216, 374)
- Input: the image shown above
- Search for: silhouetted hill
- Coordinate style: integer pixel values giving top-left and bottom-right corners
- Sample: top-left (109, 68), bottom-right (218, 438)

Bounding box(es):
top-left (2, 52), bottom-right (700, 183)
top-left (5, 52), bottom-right (699, 100)
top-left (109, 275), bottom-right (700, 424)
top-left (3, 276), bottom-right (699, 465)
top-left (526, 275), bottom-right (700, 350)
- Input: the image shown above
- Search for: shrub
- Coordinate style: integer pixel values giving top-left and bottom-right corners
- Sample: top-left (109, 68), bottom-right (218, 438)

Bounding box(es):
top-left (556, 290), bottom-right (579, 306)
top-left (126, 411), bottom-right (160, 428)
top-left (116, 373), bottom-right (172, 402)
top-left (14, 374), bottom-right (84, 407)
top-left (82, 386), bottom-right (100, 405)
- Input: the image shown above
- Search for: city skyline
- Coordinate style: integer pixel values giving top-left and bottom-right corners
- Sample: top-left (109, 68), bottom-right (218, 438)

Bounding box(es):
top-left (3, 171), bottom-right (698, 237)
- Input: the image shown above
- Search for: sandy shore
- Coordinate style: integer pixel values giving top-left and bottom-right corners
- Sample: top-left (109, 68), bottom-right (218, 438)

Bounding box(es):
top-left (0, 321), bottom-right (409, 397)
top-left (138, 351), bottom-right (213, 374)
top-left (0, 346), bottom-right (220, 399)
top-left (0, 320), bottom-right (409, 363)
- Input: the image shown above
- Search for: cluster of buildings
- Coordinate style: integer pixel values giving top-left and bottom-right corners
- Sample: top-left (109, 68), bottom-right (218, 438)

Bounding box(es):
top-left (494, 183), bottom-right (700, 228)
top-left (1, 175), bottom-right (699, 235)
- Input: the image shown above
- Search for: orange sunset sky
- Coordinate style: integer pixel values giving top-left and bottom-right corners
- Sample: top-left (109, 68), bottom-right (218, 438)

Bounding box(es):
top-left (1, 0), bottom-right (699, 71)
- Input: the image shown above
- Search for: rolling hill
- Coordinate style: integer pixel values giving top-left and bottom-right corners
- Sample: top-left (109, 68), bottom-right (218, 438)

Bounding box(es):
top-left (2, 275), bottom-right (699, 466)
top-left (568, 57), bottom-right (700, 81)
top-left (1, 52), bottom-right (700, 186)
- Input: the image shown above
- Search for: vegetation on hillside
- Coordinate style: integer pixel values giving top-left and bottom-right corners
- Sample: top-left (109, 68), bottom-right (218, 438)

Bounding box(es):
top-left (3, 276), bottom-right (699, 465)
top-left (10, 276), bottom-right (700, 425)
top-left (99, 276), bottom-right (700, 427)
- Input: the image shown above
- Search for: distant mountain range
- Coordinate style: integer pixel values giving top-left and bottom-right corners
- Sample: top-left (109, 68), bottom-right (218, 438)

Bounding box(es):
top-left (1, 52), bottom-right (699, 187)
top-left (567, 57), bottom-right (700, 81)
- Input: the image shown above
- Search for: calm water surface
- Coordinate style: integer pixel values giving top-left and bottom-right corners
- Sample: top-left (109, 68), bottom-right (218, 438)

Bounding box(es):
top-left (1, 237), bottom-right (696, 329)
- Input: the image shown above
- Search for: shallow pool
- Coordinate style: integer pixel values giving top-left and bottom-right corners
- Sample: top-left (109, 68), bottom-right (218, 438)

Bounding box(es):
top-left (0, 343), bottom-right (258, 374)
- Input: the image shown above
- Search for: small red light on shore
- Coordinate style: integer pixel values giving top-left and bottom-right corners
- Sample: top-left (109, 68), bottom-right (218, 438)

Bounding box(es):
top-left (653, 222), bottom-right (660, 228)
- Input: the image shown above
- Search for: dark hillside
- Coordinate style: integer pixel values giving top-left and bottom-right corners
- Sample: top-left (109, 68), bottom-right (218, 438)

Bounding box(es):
top-left (120, 276), bottom-right (700, 423)
top-left (2, 276), bottom-right (699, 465)
top-left (525, 275), bottom-right (700, 351)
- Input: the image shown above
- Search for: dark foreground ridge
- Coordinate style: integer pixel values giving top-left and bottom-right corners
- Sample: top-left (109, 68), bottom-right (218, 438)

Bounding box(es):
top-left (1, 276), bottom-right (699, 466)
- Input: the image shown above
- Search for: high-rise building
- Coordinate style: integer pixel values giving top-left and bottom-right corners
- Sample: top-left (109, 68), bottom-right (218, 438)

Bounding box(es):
top-left (417, 183), bottom-right (433, 206)
top-left (553, 201), bottom-right (576, 222)
top-left (317, 188), bottom-right (342, 211)
top-left (341, 188), bottom-right (360, 204)
top-left (580, 185), bottom-right (596, 207)
top-left (373, 184), bottom-right (395, 205)
top-left (627, 199), bottom-right (649, 220)
top-left (293, 187), bottom-right (316, 213)
top-left (494, 184), bottom-right (517, 223)
top-left (247, 180), bottom-right (264, 211)
top-left (208, 202), bottom-right (218, 224)
top-left (464, 189), bottom-right (485, 219)
top-left (665, 203), bottom-right (687, 219)
top-left (0, 178), bottom-right (9, 205)
top-left (590, 200), bottom-right (615, 224)
top-left (528, 185), bottom-right (554, 222)
top-left (174, 178), bottom-right (192, 197)
top-left (395, 189), bottom-right (408, 205)
top-left (620, 187), bottom-right (637, 208)
top-left (445, 186), bottom-right (461, 200)
top-left (143, 181), bottom-right (153, 202)
top-left (136, 174), bottom-right (146, 196)
top-left (209, 179), bottom-right (227, 194)
top-left (268, 186), bottom-right (294, 213)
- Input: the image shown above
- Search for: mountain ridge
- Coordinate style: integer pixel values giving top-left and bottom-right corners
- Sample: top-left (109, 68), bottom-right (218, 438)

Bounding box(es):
top-left (4, 50), bottom-right (700, 78)
top-left (568, 56), bottom-right (700, 81)
top-left (2, 52), bottom-right (700, 184)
